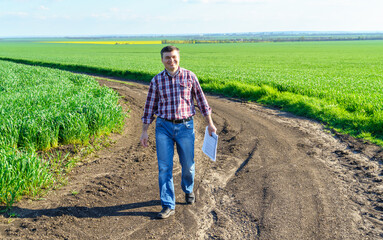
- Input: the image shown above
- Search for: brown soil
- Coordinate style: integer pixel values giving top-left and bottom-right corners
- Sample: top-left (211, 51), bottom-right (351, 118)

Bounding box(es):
top-left (1, 77), bottom-right (383, 239)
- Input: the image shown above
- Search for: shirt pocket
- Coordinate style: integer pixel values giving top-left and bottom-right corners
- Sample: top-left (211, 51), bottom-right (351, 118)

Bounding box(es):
top-left (157, 83), bottom-right (167, 103)
top-left (179, 79), bottom-right (192, 101)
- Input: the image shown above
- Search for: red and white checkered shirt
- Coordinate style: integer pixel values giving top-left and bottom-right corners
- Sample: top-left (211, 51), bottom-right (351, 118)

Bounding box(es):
top-left (142, 67), bottom-right (211, 124)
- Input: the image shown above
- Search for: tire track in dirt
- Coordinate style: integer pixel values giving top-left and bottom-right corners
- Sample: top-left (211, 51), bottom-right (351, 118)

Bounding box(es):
top-left (1, 77), bottom-right (382, 239)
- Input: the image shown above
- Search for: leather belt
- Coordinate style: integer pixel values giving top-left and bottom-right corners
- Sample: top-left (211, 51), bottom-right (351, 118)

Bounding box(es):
top-left (162, 116), bottom-right (193, 124)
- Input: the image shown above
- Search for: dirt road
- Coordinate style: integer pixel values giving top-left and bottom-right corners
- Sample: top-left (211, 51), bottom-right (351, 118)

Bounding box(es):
top-left (1, 77), bottom-right (383, 239)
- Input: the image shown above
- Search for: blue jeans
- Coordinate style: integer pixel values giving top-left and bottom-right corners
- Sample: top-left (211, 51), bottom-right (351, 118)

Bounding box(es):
top-left (155, 117), bottom-right (195, 210)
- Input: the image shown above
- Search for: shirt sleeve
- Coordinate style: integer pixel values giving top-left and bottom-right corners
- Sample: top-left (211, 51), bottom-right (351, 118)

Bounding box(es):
top-left (192, 74), bottom-right (212, 117)
top-left (141, 78), bottom-right (158, 124)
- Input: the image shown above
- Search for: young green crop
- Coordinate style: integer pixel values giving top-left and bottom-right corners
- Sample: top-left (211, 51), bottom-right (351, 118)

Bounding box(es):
top-left (0, 60), bottom-right (126, 207)
top-left (0, 147), bottom-right (53, 208)
top-left (0, 40), bottom-right (382, 144)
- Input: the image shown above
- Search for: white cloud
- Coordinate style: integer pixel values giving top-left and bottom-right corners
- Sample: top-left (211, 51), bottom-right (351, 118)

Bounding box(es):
top-left (39, 5), bottom-right (49, 10)
top-left (182, 0), bottom-right (382, 5)
top-left (90, 7), bottom-right (134, 21)
top-left (35, 15), bottom-right (47, 20)
top-left (182, 0), bottom-right (266, 3)
top-left (90, 12), bottom-right (111, 19)
top-left (6, 0), bottom-right (31, 2)
top-left (0, 11), bottom-right (29, 17)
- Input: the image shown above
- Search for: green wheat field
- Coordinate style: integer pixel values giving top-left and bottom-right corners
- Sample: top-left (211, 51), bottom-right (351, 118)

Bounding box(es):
top-left (0, 39), bottom-right (382, 207)
top-left (0, 59), bottom-right (126, 207)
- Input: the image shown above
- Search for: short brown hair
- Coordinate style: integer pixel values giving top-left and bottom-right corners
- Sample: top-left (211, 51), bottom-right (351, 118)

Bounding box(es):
top-left (161, 45), bottom-right (179, 58)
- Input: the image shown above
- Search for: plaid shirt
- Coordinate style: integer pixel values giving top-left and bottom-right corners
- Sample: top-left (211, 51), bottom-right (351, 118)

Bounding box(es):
top-left (142, 67), bottom-right (211, 124)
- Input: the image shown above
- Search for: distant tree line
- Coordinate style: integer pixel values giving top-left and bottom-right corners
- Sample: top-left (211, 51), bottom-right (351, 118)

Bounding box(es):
top-left (162, 36), bottom-right (383, 44)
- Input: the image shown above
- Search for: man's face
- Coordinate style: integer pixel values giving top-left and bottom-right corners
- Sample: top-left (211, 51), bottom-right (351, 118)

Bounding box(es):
top-left (161, 50), bottom-right (180, 73)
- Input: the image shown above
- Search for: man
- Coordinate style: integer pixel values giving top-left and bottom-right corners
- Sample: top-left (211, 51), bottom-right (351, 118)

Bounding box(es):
top-left (140, 45), bottom-right (217, 219)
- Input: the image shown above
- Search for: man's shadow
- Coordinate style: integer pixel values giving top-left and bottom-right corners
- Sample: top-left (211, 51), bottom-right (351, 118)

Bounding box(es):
top-left (1, 200), bottom-right (185, 220)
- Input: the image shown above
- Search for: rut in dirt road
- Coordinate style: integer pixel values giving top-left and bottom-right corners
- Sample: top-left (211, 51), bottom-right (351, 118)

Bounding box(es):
top-left (1, 77), bottom-right (382, 240)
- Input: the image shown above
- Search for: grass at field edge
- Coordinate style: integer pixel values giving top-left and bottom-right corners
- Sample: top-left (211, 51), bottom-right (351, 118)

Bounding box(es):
top-left (1, 57), bottom-right (382, 147)
top-left (0, 61), bottom-right (127, 209)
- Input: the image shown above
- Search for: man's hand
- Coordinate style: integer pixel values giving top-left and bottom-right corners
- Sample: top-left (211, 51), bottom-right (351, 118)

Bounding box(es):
top-left (140, 123), bottom-right (150, 147)
top-left (140, 131), bottom-right (149, 147)
top-left (204, 114), bottom-right (217, 136)
top-left (207, 123), bottom-right (217, 136)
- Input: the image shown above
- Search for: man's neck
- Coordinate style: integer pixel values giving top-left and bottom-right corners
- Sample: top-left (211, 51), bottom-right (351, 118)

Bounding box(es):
top-left (166, 68), bottom-right (179, 77)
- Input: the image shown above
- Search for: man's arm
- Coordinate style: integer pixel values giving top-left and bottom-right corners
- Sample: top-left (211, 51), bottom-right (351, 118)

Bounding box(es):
top-left (140, 78), bottom-right (158, 147)
top-left (191, 74), bottom-right (216, 135)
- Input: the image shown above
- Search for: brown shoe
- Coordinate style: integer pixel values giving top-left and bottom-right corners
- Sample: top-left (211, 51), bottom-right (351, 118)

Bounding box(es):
top-left (157, 207), bottom-right (175, 219)
top-left (185, 192), bottom-right (195, 204)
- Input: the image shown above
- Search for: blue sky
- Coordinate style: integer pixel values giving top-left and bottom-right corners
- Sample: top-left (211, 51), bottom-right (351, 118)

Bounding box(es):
top-left (1, 0), bottom-right (383, 37)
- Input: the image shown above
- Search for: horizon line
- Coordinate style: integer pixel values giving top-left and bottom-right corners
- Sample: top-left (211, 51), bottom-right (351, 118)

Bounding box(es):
top-left (2, 30), bottom-right (383, 39)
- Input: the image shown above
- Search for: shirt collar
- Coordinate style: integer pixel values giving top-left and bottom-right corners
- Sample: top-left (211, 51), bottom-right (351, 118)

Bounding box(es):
top-left (165, 67), bottom-right (181, 77)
